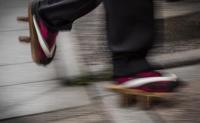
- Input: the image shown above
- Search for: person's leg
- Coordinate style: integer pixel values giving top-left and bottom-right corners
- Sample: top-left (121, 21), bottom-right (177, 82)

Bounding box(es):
top-left (28, 0), bottom-right (180, 92)
top-left (104, 0), bottom-right (180, 92)
top-left (104, 0), bottom-right (155, 78)
top-left (28, 0), bottom-right (102, 65)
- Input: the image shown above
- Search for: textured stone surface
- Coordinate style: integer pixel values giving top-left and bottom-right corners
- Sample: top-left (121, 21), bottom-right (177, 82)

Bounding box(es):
top-left (153, 81), bottom-right (200, 123)
top-left (0, 80), bottom-right (91, 120)
top-left (0, 103), bottom-right (110, 123)
top-left (92, 64), bottom-right (200, 123)
top-left (93, 82), bottom-right (155, 123)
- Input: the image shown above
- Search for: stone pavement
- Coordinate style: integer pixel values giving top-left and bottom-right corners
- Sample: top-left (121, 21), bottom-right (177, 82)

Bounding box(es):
top-left (91, 64), bottom-right (200, 123)
top-left (153, 81), bottom-right (200, 123)
top-left (0, 82), bottom-right (91, 120)
top-left (2, 64), bottom-right (200, 123)
top-left (155, 0), bottom-right (200, 18)
top-left (0, 102), bottom-right (111, 123)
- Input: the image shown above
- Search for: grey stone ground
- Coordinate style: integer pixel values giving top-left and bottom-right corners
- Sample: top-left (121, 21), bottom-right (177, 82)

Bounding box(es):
top-left (2, 63), bottom-right (200, 123)
top-left (153, 81), bottom-right (200, 123)
top-left (0, 102), bottom-right (111, 123)
top-left (92, 64), bottom-right (200, 123)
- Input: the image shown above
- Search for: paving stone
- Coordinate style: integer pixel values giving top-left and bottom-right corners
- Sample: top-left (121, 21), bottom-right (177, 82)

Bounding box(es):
top-left (155, 0), bottom-right (200, 19)
top-left (102, 95), bottom-right (156, 123)
top-left (92, 64), bottom-right (200, 123)
top-left (0, 80), bottom-right (91, 120)
top-left (0, 7), bottom-right (27, 31)
top-left (93, 82), bottom-right (155, 123)
top-left (0, 62), bottom-right (58, 86)
top-left (163, 64), bottom-right (200, 81)
top-left (152, 81), bottom-right (200, 123)
top-left (50, 114), bottom-right (107, 123)
top-left (0, 30), bottom-right (31, 65)
top-left (0, 0), bottom-right (27, 10)
top-left (0, 103), bottom-right (110, 123)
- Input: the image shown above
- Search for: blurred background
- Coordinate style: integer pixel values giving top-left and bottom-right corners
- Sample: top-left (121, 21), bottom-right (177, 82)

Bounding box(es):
top-left (1, 0), bottom-right (200, 123)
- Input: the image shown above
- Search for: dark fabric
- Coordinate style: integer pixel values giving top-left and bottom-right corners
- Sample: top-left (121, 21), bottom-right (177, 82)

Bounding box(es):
top-left (104, 0), bottom-right (155, 77)
top-left (36, 0), bottom-right (155, 77)
top-left (38, 0), bottom-right (102, 30)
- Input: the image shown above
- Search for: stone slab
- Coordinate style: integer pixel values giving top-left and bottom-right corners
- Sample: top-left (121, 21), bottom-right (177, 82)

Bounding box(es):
top-left (155, 0), bottom-right (200, 19)
top-left (93, 64), bottom-right (200, 123)
top-left (152, 81), bottom-right (200, 123)
top-left (93, 82), bottom-right (155, 123)
top-left (0, 80), bottom-right (91, 120)
top-left (0, 62), bottom-right (58, 87)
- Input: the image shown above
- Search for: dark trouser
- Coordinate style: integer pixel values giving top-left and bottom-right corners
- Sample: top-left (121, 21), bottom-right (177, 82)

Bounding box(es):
top-left (37, 0), bottom-right (155, 77)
